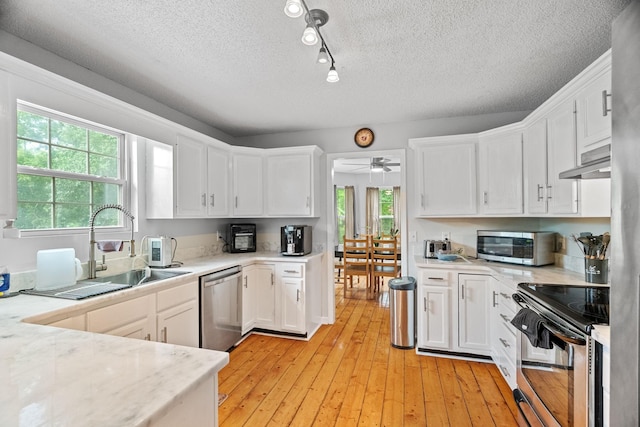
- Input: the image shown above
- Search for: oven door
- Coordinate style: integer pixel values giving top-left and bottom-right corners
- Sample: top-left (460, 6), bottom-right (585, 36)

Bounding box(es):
top-left (514, 298), bottom-right (589, 427)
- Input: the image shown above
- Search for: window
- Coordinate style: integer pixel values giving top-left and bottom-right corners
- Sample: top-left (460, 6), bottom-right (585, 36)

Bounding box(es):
top-left (335, 186), bottom-right (345, 244)
top-left (16, 103), bottom-right (127, 230)
top-left (379, 187), bottom-right (395, 235)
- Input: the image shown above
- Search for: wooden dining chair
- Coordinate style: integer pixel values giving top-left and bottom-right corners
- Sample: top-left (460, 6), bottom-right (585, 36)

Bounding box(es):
top-left (371, 237), bottom-right (401, 293)
top-left (343, 236), bottom-right (372, 298)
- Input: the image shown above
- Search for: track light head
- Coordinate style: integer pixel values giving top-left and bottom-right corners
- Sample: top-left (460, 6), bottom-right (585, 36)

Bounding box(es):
top-left (284, 0), bottom-right (304, 18)
top-left (317, 46), bottom-right (329, 64)
top-left (327, 65), bottom-right (339, 83)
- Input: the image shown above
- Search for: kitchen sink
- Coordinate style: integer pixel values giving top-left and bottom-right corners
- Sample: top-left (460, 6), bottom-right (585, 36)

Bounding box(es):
top-left (86, 269), bottom-right (190, 287)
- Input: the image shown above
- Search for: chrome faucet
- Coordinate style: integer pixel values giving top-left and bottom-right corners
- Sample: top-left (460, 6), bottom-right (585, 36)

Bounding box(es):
top-left (88, 204), bottom-right (135, 279)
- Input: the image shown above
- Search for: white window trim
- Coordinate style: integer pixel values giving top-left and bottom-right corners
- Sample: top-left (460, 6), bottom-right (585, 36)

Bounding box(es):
top-left (16, 101), bottom-right (132, 236)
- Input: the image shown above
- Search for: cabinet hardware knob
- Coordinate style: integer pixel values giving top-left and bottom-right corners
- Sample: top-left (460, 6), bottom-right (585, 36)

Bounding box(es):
top-left (602, 90), bottom-right (612, 117)
top-left (537, 184), bottom-right (544, 202)
top-left (499, 337), bottom-right (510, 348)
top-left (201, 193), bottom-right (206, 206)
top-left (547, 185), bottom-right (552, 200)
top-left (210, 194), bottom-right (215, 206)
top-left (492, 291), bottom-right (498, 307)
top-left (460, 284), bottom-right (465, 299)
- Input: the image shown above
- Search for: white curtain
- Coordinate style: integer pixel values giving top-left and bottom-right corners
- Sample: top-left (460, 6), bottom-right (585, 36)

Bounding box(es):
top-left (393, 186), bottom-right (401, 235)
top-left (344, 186), bottom-right (355, 239)
top-left (366, 187), bottom-right (379, 236)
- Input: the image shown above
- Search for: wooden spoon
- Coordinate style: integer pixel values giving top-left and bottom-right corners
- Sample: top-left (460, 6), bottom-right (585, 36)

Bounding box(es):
top-left (600, 232), bottom-right (610, 260)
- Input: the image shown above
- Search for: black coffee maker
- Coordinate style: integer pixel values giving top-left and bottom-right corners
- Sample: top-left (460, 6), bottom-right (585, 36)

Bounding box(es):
top-left (281, 225), bottom-right (312, 256)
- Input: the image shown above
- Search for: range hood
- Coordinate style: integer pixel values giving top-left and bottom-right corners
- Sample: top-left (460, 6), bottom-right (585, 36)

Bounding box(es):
top-left (559, 143), bottom-right (611, 179)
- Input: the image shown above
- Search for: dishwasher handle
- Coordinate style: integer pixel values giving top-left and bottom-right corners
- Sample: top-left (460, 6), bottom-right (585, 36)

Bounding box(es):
top-left (202, 271), bottom-right (242, 288)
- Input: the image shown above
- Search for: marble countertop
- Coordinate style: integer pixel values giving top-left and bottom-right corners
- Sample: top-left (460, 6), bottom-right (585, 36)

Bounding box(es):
top-left (0, 251), bottom-right (320, 427)
top-left (414, 255), bottom-right (593, 287)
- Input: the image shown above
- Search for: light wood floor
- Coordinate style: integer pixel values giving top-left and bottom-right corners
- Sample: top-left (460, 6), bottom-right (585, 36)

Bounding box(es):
top-left (218, 282), bottom-right (518, 426)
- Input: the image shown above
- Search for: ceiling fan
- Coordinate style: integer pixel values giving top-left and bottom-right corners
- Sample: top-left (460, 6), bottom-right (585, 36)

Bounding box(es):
top-left (343, 157), bottom-right (400, 172)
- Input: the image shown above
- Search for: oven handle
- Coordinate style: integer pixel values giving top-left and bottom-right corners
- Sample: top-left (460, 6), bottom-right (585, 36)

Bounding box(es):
top-left (512, 293), bottom-right (586, 346)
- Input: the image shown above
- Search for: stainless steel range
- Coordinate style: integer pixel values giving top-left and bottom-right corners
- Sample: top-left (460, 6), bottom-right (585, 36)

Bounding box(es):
top-left (512, 283), bottom-right (609, 427)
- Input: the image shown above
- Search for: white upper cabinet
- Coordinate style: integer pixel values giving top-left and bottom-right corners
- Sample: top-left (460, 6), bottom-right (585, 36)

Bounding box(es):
top-left (0, 71), bottom-right (16, 221)
top-left (232, 151), bottom-right (264, 217)
top-left (265, 147), bottom-right (321, 217)
top-left (478, 127), bottom-right (523, 215)
top-left (206, 146), bottom-right (230, 217)
top-left (576, 67), bottom-right (612, 159)
top-left (174, 135), bottom-right (230, 218)
top-left (546, 99), bottom-right (579, 215)
top-left (410, 135), bottom-right (477, 216)
top-left (175, 135), bottom-right (208, 218)
top-left (523, 118), bottom-right (548, 215)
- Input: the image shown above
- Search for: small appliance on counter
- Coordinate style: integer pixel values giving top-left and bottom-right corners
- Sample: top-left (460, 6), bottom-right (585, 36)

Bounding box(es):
top-left (476, 230), bottom-right (555, 266)
top-left (424, 239), bottom-right (451, 258)
top-left (227, 223), bottom-right (257, 253)
top-left (148, 236), bottom-right (174, 268)
top-left (281, 225), bottom-right (312, 256)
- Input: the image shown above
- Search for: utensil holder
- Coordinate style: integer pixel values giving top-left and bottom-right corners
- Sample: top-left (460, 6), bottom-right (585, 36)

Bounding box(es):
top-left (585, 258), bottom-right (608, 284)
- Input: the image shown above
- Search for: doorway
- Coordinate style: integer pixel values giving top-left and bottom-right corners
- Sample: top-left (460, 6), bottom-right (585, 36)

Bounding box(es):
top-left (325, 149), bottom-right (407, 321)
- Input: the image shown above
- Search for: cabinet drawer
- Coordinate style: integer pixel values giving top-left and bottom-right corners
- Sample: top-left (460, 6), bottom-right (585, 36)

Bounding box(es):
top-left (498, 283), bottom-right (517, 313)
top-left (418, 269), bottom-right (452, 286)
top-left (279, 264), bottom-right (304, 278)
top-left (157, 281), bottom-right (198, 312)
top-left (495, 317), bottom-right (517, 354)
top-left (496, 345), bottom-right (517, 389)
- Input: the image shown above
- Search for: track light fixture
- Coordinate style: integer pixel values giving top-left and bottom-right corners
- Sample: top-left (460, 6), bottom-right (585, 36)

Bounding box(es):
top-left (284, 0), bottom-right (339, 83)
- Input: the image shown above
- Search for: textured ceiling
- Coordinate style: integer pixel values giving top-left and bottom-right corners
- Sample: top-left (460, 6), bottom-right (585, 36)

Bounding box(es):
top-left (0, 0), bottom-right (631, 138)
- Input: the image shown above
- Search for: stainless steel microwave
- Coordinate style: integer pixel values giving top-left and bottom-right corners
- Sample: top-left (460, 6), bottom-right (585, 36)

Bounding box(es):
top-left (476, 230), bottom-right (556, 266)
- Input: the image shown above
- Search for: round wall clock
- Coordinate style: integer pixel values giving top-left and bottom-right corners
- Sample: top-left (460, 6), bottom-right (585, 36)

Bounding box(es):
top-left (354, 128), bottom-right (374, 148)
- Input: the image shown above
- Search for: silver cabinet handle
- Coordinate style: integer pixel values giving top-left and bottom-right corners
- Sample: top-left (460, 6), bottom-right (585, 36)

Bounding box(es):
top-left (499, 337), bottom-right (510, 348)
top-left (500, 292), bottom-right (511, 300)
top-left (423, 297), bottom-right (427, 312)
top-left (460, 284), bottom-right (465, 299)
top-left (547, 185), bottom-right (552, 200)
top-left (500, 365), bottom-right (510, 377)
top-left (483, 191), bottom-right (488, 205)
top-left (244, 276), bottom-right (248, 288)
top-left (144, 333), bottom-right (151, 341)
top-left (306, 196), bottom-right (310, 208)
top-left (161, 326), bottom-right (167, 343)
top-left (296, 289), bottom-right (300, 302)
top-left (235, 196), bottom-right (238, 208)
top-left (537, 184), bottom-right (544, 202)
top-left (210, 194), bottom-right (215, 206)
top-left (201, 193), bottom-right (206, 206)
top-left (500, 314), bottom-right (511, 323)
top-left (271, 273), bottom-right (274, 286)
top-left (427, 277), bottom-right (444, 280)
top-left (421, 194), bottom-right (425, 208)
top-left (492, 291), bottom-right (498, 307)
top-left (602, 90), bottom-right (612, 116)
top-left (284, 270), bottom-right (297, 274)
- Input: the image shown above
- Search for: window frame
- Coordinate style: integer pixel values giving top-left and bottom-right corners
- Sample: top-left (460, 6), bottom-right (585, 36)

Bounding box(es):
top-left (378, 186), bottom-right (395, 236)
top-left (16, 101), bottom-right (131, 236)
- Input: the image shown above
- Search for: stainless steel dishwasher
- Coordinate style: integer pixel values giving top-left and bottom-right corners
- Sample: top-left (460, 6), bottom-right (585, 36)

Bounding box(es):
top-left (200, 266), bottom-right (242, 351)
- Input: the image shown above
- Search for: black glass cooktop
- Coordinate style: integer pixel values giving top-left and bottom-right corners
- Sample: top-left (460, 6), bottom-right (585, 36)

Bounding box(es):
top-left (517, 283), bottom-right (609, 333)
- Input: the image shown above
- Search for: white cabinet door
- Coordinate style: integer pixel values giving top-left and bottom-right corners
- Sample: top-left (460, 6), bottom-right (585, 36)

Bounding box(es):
top-left (241, 265), bottom-right (257, 334)
top-left (458, 274), bottom-right (492, 354)
top-left (157, 299), bottom-right (199, 347)
top-left (206, 146), bottom-right (230, 217)
top-left (280, 277), bottom-right (305, 333)
top-left (416, 139), bottom-right (477, 216)
top-left (86, 294), bottom-right (156, 340)
top-left (478, 130), bottom-right (523, 215)
top-left (417, 285), bottom-right (451, 350)
top-left (253, 264), bottom-right (276, 329)
top-left (0, 71), bottom-right (16, 221)
top-left (546, 100), bottom-right (579, 214)
top-left (145, 139), bottom-right (174, 219)
top-left (523, 118), bottom-right (549, 214)
top-left (156, 280), bottom-right (199, 347)
top-left (232, 153), bottom-right (264, 216)
top-left (576, 68), bottom-right (612, 158)
top-left (266, 153), bottom-right (312, 216)
top-left (175, 135), bottom-right (207, 217)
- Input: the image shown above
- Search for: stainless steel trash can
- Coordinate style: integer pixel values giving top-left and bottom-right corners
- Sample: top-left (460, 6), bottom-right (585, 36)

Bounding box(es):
top-left (389, 276), bottom-right (416, 349)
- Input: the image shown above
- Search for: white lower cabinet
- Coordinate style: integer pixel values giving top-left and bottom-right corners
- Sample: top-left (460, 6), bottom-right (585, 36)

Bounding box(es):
top-left (156, 281), bottom-right (199, 347)
top-left (87, 294), bottom-right (157, 340)
top-left (490, 279), bottom-right (518, 389)
top-left (86, 279), bottom-right (199, 347)
top-left (417, 284), bottom-right (451, 350)
top-left (253, 263), bottom-right (277, 330)
top-left (241, 260), bottom-right (312, 336)
top-left (458, 274), bottom-right (492, 355)
top-left (279, 265), bottom-right (305, 334)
